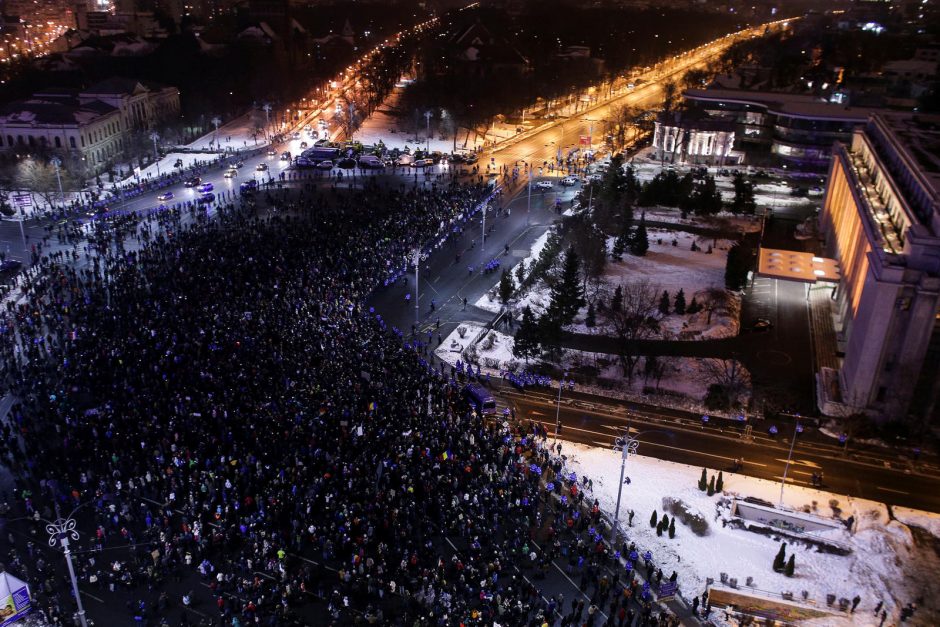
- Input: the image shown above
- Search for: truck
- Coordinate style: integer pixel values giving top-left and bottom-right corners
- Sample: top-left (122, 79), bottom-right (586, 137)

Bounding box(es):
top-left (358, 155), bottom-right (385, 169)
top-left (303, 147), bottom-right (340, 162)
top-left (463, 384), bottom-right (497, 415)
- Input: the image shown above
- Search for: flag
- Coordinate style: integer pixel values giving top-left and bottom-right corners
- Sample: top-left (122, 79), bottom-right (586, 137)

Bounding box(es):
top-left (367, 401), bottom-right (375, 412)
top-left (442, 451), bottom-right (449, 461)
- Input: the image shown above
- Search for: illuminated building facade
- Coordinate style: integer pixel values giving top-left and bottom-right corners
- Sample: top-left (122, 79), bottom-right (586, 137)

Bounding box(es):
top-left (819, 113), bottom-right (940, 425)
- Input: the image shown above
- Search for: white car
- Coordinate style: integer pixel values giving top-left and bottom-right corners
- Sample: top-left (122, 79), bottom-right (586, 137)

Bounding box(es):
top-left (223, 169), bottom-right (238, 178)
top-left (535, 180), bottom-right (553, 190)
top-left (317, 160), bottom-right (334, 170)
top-left (560, 176), bottom-right (578, 186)
top-left (157, 192), bottom-right (174, 201)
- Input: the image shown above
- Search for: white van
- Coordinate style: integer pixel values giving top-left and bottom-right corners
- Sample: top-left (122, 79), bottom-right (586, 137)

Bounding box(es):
top-left (397, 154), bottom-right (415, 166)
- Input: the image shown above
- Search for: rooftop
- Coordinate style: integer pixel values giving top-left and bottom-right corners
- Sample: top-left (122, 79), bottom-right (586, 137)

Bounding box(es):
top-left (684, 88), bottom-right (879, 122)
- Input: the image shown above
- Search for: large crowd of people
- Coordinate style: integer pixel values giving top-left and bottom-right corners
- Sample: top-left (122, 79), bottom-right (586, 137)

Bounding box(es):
top-left (0, 177), bottom-right (683, 627)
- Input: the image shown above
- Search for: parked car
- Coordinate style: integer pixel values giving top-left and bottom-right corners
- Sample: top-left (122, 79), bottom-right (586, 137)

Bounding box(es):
top-left (197, 192), bottom-right (215, 204)
top-left (300, 142), bottom-right (308, 149)
top-left (316, 160), bottom-right (334, 170)
top-left (280, 151), bottom-right (292, 161)
top-left (196, 183), bottom-right (214, 193)
top-left (560, 176), bottom-right (578, 186)
top-left (233, 161), bottom-right (245, 169)
top-left (337, 158), bottom-right (357, 169)
top-left (358, 155), bottom-right (385, 169)
top-left (223, 169), bottom-right (238, 178)
top-left (412, 159), bottom-right (431, 167)
top-left (535, 181), bottom-right (553, 190)
top-left (157, 192), bottom-right (174, 201)
top-left (752, 318), bottom-right (773, 332)
top-left (239, 180), bottom-right (257, 194)
top-left (397, 154), bottom-right (415, 166)
top-left (256, 163), bottom-right (268, 172)
top-left (267, 149), bottom-right (277, 157)
top-left (0, 259), bottom-right (23, 273)
top-left (463, 155), bottom-right (478, 165)
top-left (294, 156), bottom-right (314, 168)
top-left (183, 177), bottom-right (201, 188)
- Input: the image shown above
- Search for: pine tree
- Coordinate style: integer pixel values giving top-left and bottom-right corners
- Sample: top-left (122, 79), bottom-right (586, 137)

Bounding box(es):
top-left (725, 242), bottom-right (754, 291)
top-left (610, 285), bottom-right (623, 313)
top-left (674, 289), bottom-right (687, 315)
top-left (585, 302), bottom-right (596, 328)
top-left (715, 471), bottom-right (724, 492)
top-left (547, 247), bottom-right (585, 326)
top-left (658, 290), bottom-right (671, 316)
top-left (785, 554), bottom-right (795, 577)
top-left (611, 230), bottom-right (627, 261)
top-left (687, 296), bottom-right (699, 314)
top-left (499, 269), bottom-right (513, 304)
top-left (656, 521), bottom-right (664, 536)
top-left (661, 514), bottom-right (669, 529)
top-left (698, 468), bottom-right (707, 491)
top-left (513, 306), bottom-right (541, 363)
top-left (773, 543), bottom-right (787, 572)
top-left (707, 475), bottom-right (716, 496)
top-left (629, 216), bottom-right (649, 256)
top-left (650, 510), bottom-right (658, 528)
top-left (668, 517), bottom-right (676, 539)
top-left (515, 260), bottom-right (526, 287)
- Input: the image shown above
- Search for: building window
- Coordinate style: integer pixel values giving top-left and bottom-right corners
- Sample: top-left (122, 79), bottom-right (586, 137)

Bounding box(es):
top-left (54, 137), bottom-right (61, 148)
top-left (6, 136), bottom-right (11, 147)
top-left (70, 137), bottom-right (76, 149)
top-left (27, 136), bottom-right (35, 147)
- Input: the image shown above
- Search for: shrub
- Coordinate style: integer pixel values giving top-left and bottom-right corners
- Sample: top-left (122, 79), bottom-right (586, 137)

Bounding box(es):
top-left (661, 497), bottom-right (709, 536)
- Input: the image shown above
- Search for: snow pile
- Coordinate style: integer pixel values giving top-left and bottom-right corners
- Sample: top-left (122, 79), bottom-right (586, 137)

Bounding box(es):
top-left (560, 442), bottom-right (940, 624)
top-left (435, 322), bottom-right (516, 372)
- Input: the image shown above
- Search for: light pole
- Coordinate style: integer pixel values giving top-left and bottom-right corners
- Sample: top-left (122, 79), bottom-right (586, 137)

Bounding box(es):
top-left (413, 248), bottom-right (420, 327)
top-left (49, 156), bottom-right (64, 210)
top-left (211, 116), bottom-right (222, 147)
top-left (45, 512), bottom-right (88, 627)
top-left (526, 175), bottom-right (531, 227)
top-left (425, 110), bottom-right (432, 153)
top-left (778, 421), bottom-right (802, 506)
top-left (553, 372), bottom-right (572, 445)
top-left (149, 131), bottom-right (160, 176)
top-left (262, 104), bottom-right (272, 138)
top-left (612, 427), bottom-right (640, 541)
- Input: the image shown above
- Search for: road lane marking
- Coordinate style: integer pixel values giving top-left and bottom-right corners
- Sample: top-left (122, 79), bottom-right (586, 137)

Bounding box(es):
top-left (876, 487), bottom-right (910, 495)
top-left (82, 592), bottom-right (105, 603)
top-left (532, 420), bottom-right (767, 466)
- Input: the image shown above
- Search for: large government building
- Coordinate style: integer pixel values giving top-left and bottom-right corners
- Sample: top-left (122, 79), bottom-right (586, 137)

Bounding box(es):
top-left (820, 113), bottom-right (940, 425)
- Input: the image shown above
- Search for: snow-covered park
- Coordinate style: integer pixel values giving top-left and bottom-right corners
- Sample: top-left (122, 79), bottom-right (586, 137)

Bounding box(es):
top-left (561, 442), bottom-right (940, 626)
top-left (476, 226), bottom-right (740, 341)
top-left (434, 322), bottom-right (749, 411)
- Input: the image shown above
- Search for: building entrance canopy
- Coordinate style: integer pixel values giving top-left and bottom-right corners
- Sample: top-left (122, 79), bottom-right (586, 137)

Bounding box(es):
top-left (757, 248), bottom-right (841, 284)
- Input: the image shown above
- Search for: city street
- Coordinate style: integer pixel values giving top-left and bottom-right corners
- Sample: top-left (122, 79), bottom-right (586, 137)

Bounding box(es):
top-left (504, 389), bottom-right (940, 513)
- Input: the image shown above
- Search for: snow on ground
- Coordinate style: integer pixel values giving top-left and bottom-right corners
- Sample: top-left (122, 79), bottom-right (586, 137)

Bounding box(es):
top-left (640, 206), bottom-right (762, 233)
top-left (892, 506), bottom-right (940, 539)
top-left (561, 441), bottom-right (940, 625)
top-left (182, 113), bottom-right (269, 152)
top-left (434, 322), bottom-right (515, 371)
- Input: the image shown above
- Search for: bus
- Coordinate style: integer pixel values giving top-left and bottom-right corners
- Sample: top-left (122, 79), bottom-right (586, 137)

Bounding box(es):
top-left (463, 383), bottom-right (496, 415)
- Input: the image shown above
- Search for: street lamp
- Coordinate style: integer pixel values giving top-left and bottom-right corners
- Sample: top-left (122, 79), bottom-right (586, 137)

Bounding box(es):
top-left (49, 156), bottom-right (63, 210)
top-left (425, 110), bottom-right (433, 152)
top-left (413, 248), bottom-right (421, 326)
top-left (612, 427), bottom-right (640, 541)
top-left (778, 421), bottom-right (802, 506)
top-left (553, 373), bottom-right (573, 445)
top-left (45, 511), bottom-right (88, 627)
top-left (149, 131), bottom-right (160, 176)
top-left (211, 116), bottom-right (222, 147)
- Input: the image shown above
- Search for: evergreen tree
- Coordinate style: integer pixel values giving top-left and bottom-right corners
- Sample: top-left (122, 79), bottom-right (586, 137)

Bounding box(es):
top-left (730, 172), bottom-right (757, 215)
top-left (656, 521), bottom-right (664, 536)
top-left (668, 517), bottom-right (676, 539)
top-left (585, 302), bottom-right (596, 328)
top-left (773, 543), bottom-right (787, 572)
top-left (515, 260), bottom-right (526, 287)
top-left (650, 510), bottom-right (658, 528)
top-left (716, 471), bottom-right (724, 492)
top-left (499, 269), bottom-right (513, 304)
top-left (610, 285), bottom-right (623, 313)
top-left (658, 290), bottom-right (671, 315)
top-left (725, 242), bottom-right (755, 291)
top-left (692, 175), bottom-right (723, 215)
top-left (674, 289), bottom-right (687, 315)
top-left (629, 216), bottom-right (649, 256)
top-left (661, 514), bottom-right (669, 529)
top-left (785, 554), bottom-right (795, 577)
top-left (513, 306), bottom-right (541, 362)
top-left (546, 247), bottom-right (585, 326)
top-left (698, 468), bottom-right (707, 491)
top-left (612, 224), bottom-right (632, 261)
top-left (707, 475), bottom-right (716, 496)
top-left (687, 296), bottom-right (699, 314)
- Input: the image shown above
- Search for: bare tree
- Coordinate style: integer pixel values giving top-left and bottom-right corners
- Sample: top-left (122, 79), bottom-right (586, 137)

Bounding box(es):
top-left (661, 79), bottom-right (679, 114)
top-left (605, 280), bottom-right (662, 381)
top-left (698, 287), bottom-right (731, 325)
top-left (698, 358), bottom-right (751, 409)
top-left (17, 159), bottom-right (67, 208)
top-left (337, 93), bottom-right (362, 141)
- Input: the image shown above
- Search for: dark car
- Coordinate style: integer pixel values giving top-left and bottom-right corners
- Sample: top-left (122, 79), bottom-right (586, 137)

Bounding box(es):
top-left (239, 180), bottom-right (257, 194)
top-left (197, 192), bottom-right (215, 204)
top-left (337, 158), bottom-right (357, 169)
top-left (752, 318), bottom-right (773, 332)
top-left (0, 259), bottom-right (22, 273)
top-left (183, 177), bottom-right (201, 188)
